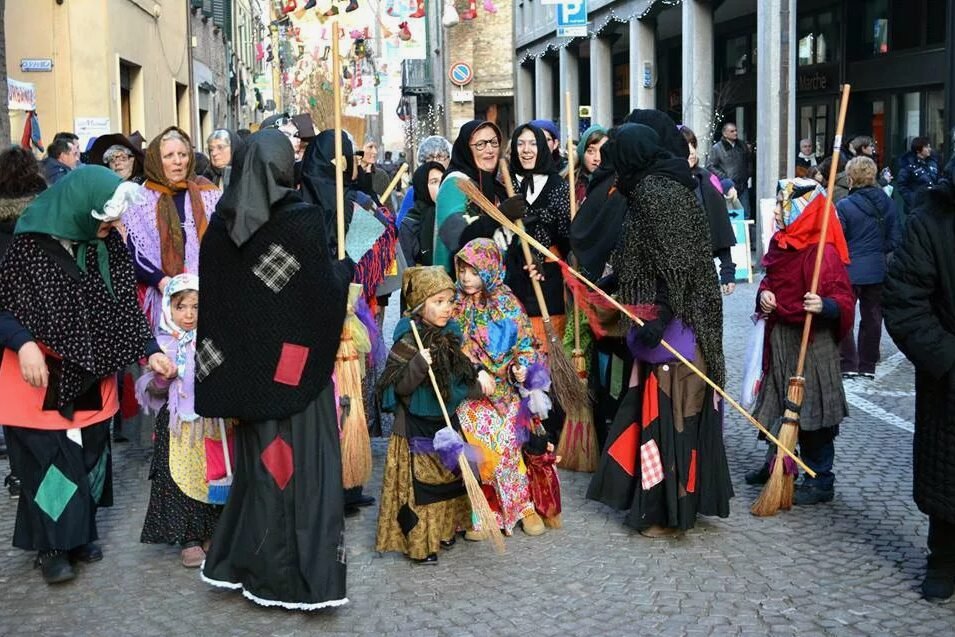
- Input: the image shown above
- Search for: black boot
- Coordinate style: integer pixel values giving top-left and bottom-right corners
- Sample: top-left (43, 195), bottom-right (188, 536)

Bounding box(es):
top-left (744, 464), bottom-right (770, 485)
top-left (922, 567), bottom-right (955, 600)
top-left (924, 517), bottom-right (955, 600)
top-left (68, 543), bottom-right (103, 563)
top-left (35, 550), bottom-right (75, 584)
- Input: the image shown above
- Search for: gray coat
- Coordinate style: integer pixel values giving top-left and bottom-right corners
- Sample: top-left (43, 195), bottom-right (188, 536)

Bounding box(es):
top-left (706, 139), bottom-right (749, 191)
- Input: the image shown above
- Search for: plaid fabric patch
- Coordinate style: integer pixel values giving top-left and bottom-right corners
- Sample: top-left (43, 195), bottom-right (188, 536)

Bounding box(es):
top-left (196, 338), bottom-right (225, 382)
top-left (640, 439), bottom-right (664, 491)
top-left (252, 243), bottom-right (301, 293)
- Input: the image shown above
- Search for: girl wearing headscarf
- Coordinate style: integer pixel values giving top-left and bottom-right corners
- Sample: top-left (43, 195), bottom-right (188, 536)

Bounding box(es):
top-left (375, 266), bottom-right (488, 564)
top-left (196, 129), bottom-right (353, 610)
top-left (0, 166), bottom-right (173, 584)
top-left (574, 125), bottom-right (609, 205)
top-left (679, 125), bottom-right (737, 295)
top-left (452, 239), bottom-right (556, 537)
top-left (137, 274), bottom-right (230, 568)
top-left (433, 120), bottom-right (514, 273)
top-left (586, 124), bottom-right (732, 536)
top-left (123, 126), bottom-right (222, 328)
top-left (396, 135), bottom-right (452, 228)
top-left (505, 124), bottom-right (572, 352)
top-left (745, 179), bottom-right (854, 506)
top-left (400, 161), bottom-right (445, 266)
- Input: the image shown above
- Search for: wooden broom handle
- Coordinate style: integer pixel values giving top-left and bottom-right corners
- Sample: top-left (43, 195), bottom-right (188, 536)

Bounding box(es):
top-left (380, 163), bottom-right (409, 203)
top-left (498, 159), bottom-right (553, 323)
top-left (796, 83), bottom-right (850, 377)
top-left (332, 20), bottom-right (346, 260)
top-left (408, 320), bottom-right (453, 428)
top-left (565, 92), bottom-right (581, 351)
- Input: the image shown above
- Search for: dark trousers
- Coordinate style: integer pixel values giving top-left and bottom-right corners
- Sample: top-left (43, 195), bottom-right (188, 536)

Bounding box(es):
top-left (840, 283), bottom-right (883, 374)
top-left (928, 516), bottom-right (955, 571)
top-left (800, 439), bottom-right (835, 491)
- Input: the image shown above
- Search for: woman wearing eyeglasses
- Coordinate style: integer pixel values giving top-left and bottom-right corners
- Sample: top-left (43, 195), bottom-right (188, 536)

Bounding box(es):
top-left (433, 120), bottom-right (518, 273)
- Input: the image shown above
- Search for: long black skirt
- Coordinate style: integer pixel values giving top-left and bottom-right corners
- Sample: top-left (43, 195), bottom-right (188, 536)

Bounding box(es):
top-left (140, 407), bottom-right (222, 546)
top-left (587, 359), bottom-right (733, 531)
top-left (201, 383), bottom-right (347, 610)
top-left (6, 420), bottom-right (113, 551)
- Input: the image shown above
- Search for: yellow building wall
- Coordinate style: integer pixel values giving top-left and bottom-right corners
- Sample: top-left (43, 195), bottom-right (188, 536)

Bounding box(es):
top-left (6, 0), bottom-right (191, 147)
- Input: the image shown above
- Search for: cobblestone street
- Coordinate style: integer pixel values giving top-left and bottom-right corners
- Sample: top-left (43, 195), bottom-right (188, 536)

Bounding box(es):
top-left (0, 282), bottom-right (952, 636)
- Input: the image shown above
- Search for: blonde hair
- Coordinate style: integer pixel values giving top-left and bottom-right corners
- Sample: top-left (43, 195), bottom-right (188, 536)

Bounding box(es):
top-left (846, 156), bottom-right (877, 187)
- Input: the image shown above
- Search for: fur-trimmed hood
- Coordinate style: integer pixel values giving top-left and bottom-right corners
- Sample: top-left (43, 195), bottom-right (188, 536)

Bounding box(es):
top-left (0, 196), bottom-right (35, 224)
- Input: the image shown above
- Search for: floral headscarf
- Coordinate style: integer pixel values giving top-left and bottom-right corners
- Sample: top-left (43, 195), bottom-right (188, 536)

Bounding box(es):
top-left (452, 238), bottom-right (536, 376)
top-left (773, 178), bottom-right (850, 263)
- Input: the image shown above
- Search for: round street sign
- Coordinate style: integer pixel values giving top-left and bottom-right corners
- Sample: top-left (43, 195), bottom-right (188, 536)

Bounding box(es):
top-left (448, 62), bottom-right (473, 87)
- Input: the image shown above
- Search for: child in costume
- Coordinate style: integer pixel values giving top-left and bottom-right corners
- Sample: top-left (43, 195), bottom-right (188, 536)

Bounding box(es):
top-left (746, 179), bottom-right (855, 505)
top-left (376, 266), bottom-right (493, 564)
top-left (138, 273), bottom-right (231, 567)
top-left (452, 238), bottom-right (560, 537)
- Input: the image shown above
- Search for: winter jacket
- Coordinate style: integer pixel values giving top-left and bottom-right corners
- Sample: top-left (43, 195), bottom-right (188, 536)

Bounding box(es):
top-left (836, 186), bottom-right (901, 285)
top-left (706, 139), bottom-right (749, 191)
top-left (831, 171), bottom-right (850, 204)
top-left (883, 179), bottom-right (955, 524)
top-left (896, 151), bottom-right (939, 211)
top-left (39, 157), bottom-right (72, 185)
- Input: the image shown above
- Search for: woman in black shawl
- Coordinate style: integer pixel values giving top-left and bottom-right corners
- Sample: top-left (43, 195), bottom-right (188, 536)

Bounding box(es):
top-left (399, 161), bottom-right (445, 267)
top-left (300, 129), bottom-right (360, 252)
top-left (586, 124), bottom-right (732, 536)
top-left (196, 129), bottom-right (354, 610)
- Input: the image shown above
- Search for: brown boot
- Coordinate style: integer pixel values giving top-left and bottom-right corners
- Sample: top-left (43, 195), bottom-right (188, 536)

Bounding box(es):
top-left (543, 513), bottom-right (562, 529)
top-left (639, 524), bottom-right (679, 538)
top-left (521, 512), bottom-right (546, 536)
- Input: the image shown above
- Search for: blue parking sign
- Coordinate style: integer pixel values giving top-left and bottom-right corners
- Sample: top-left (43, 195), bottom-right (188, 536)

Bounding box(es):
top-left (557, 1), bottom-right (588, 37)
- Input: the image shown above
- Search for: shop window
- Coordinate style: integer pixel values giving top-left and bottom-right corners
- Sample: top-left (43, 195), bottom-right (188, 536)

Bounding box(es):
top-left (723, 34), bottom-right (751, 77)
top-left (800, 103), bottom-right (830, 157)
top-left (798, 10), bottom-right (838, 67)
top-left (853, 0), bottom-right (946, 58)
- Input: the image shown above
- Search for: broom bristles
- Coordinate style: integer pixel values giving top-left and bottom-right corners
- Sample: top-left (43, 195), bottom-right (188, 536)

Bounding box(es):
top-left (545, 328), bottom-right (590, 409)
top-left (556, 403), bottom-right (598, 472)
top-left (459, 453), bottom-right (506, 554)
top-left (751, 417), bottom-right (800, 516)
top-left (337, 336), bottom-right (372, 489)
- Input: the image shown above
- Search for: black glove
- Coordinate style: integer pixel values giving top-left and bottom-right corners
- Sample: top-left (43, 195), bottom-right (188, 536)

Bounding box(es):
top-left (499, 195), bottom-right (528, 221)
top-left (634, 305), bottom-right (673, 349)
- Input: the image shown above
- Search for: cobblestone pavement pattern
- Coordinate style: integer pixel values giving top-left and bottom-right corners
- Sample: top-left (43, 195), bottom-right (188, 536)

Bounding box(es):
top-left (1, 283), bottom-right (952, 636)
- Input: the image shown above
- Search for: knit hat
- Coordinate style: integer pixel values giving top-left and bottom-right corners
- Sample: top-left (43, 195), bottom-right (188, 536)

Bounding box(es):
top-left (530, 119), bottom-right (560, 142)
top-left (402, 266), bottom-right (454, 314)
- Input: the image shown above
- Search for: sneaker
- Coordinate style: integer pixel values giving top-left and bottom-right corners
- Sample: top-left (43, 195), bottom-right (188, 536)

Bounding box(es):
top-left (859, 372), bottom-right (876, 380)
top-left (68, 543), bottom-right (103, 563)
top-left (922, 568), bottom-right (955, 601)
top-left (4, 473), bottom-right (20, 499)
top-left (792, 484), bottom-right (834, 505)
top-left (744, 464), bottom-right (770, 486)
top-left (841, 372), bottom-right (859, 379)
top-left (35, 550), bottom-right (75, 584)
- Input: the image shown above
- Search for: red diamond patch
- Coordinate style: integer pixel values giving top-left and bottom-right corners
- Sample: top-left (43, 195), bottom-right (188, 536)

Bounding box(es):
top-left (260, 436), bottom-right (294, 490)
top-left (608, 423), bottom-right (640, 477)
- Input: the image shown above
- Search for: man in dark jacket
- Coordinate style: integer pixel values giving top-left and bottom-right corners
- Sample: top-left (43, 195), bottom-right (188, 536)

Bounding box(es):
top-left (896, 136), bottom-right (939, 211)
top-left (837, 156), bottom-right (900, 378)
top-left (39, 137), bottom-right (79, 185)
top-left (884, 178), bottom-right (955, 601)
top-left (706, 122), bottom-right (750, 217)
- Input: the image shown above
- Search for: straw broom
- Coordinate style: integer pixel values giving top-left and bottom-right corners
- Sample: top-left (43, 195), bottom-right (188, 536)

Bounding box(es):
top-left (751, 83), bottom-right (852, 516)
top-left (497, 159), bottom-right (589, 410)
top-left (408, 320), bottom-right (506, 554)
top-left (555, 96), bottom-right (598, 472)
top-left (332, 21), bottom-right (373, 489)
top-left (457, 179), bottom-right (814, 477)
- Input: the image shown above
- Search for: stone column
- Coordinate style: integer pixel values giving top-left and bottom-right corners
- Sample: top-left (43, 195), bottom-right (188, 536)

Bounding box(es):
top-left (590, 35), bottom-right (613, 127)
top-left (756, 0), bottom-right (796, 256)
top-left (559, 46), bottom-right (580, 137)
top-left (535, 55), bottom-right (555, 121)
top-left (515, 61), bottom-right (535, 127)
top-left (629, 18), bottom-right (656, 111)
top-left (681, 0), bottom-right (714, 156)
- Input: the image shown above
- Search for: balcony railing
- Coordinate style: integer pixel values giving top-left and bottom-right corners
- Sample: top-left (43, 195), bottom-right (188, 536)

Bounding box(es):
top-left (401, 59), bottom-right (433, 95)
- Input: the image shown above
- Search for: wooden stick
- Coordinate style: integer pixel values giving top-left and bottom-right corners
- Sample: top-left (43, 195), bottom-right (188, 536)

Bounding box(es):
top-left (331, 20), bottom-right (346, 260)
top-left (458, 179), bottom-right (815, 477)
top-left (565, 91), bottom-right (578, 222)
top-left (795, 83), bottom-right (851, 377)
top-left (380, 162), bottom-right (409, 203)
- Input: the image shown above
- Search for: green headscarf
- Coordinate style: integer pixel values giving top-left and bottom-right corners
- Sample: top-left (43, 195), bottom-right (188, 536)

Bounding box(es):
top-left (15, 165), bottom-right (124, 296)
top-left (576, 125), bottom-right (608, 171)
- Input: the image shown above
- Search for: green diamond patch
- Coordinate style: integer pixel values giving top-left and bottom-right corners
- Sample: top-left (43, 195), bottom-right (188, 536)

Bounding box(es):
top-left (35, 465), bottom-right (78, 522)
